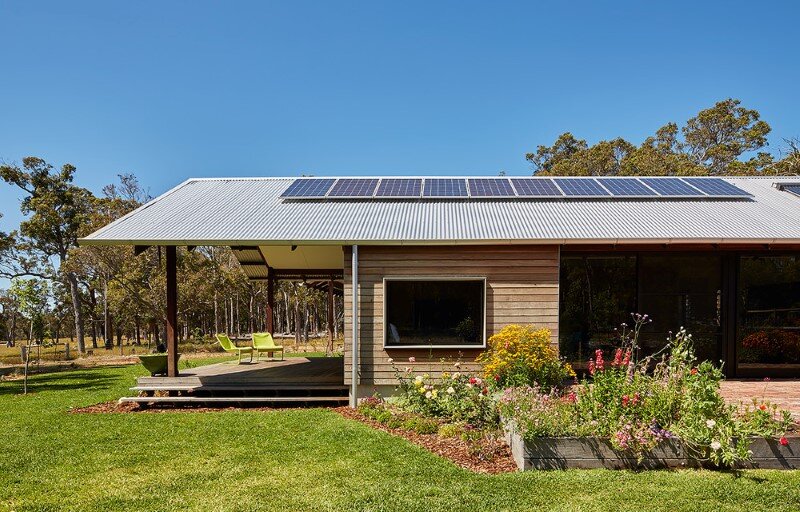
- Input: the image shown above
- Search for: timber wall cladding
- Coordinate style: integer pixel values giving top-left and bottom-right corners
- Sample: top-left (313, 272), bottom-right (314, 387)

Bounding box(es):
top-left (344, 245), bottom-right (560, 385)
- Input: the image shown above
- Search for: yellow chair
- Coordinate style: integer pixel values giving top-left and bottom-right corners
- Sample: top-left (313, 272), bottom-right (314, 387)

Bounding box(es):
top-left (252, 332), bottom-right (284, 361)
top-left (215, 333), bottom-right (253, 364)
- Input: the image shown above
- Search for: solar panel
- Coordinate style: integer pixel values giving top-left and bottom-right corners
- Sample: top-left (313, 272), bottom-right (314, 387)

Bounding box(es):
top-left (375, 178), bottom-right (422, 197)
top-left (782, 184), bottom-right (800, 197)
top-left (510, 178), bottom-right (563, 196)
top-left (553, 178), bottom-right (610, 196)
top-left (327, 178), bottom-right (379, 197)
top-left (596, 178), bottom-right (657, 196)
top-left (423, 178), bottom-right (468, 197)
top-left (467, 178), bottom-right (516, 197)
top-left (682, 178), bottom-right (750, 197)
top-left (280, 178), bottom-right (336, 197)
top-left (639, 177), bottom-right (704, 196)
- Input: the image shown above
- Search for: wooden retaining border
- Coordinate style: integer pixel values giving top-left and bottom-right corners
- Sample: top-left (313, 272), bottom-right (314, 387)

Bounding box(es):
top-left (505, 430), bottom-right (799, 470)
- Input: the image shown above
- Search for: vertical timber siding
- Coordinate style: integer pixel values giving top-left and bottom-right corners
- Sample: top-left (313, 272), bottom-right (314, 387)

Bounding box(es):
top-left (344, 245), bottom-right (560, 386)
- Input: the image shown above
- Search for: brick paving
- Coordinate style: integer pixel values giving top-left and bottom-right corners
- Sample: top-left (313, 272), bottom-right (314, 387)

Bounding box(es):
top-left (720, 379), bottom-right (800, 424)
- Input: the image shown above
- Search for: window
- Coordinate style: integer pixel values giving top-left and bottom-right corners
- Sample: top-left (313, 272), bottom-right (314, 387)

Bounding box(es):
top-left (737, 255), bottom-right (800, 372)
top-left (559, 255), bottom-right (637, 364)
top-left (384, 278), bottom-right (486, 348)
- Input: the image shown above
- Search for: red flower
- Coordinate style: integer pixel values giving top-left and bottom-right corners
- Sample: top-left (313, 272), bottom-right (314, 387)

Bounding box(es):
top-left (690, 368), bottom-right (698, 376)
top-left (494, 374), bottom-right (500, 382)
top-left (759, 404), bottom-right (767, 411)
top-left (481, 387), bottom-right (488, 395)
top-left (588, 360), bottom-right (596, 376)
top-left (567, 391), bottom-right (577, 403)
top-left (594, 349), bottom-right (605, 372)
top-left (613, 348), bottom-right (623, 367)
top-left (780, 437), bottom-right (789, 446)
top-left (469, 377), bottom-right (477, 385)
top-left (621, 395), bottom-right (630, 407)
top-left (622, 349), bottom-right (631, 366)
top-left (632, 392), bottom-right (641, 405)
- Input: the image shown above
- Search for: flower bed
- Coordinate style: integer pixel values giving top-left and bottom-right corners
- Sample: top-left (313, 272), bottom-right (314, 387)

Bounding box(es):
top-left (498, 316), bottom-right (796, 469)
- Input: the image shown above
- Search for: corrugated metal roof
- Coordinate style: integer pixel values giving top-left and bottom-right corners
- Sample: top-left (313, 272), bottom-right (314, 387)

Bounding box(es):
top-left (80, 176), bottom-right (800, 246)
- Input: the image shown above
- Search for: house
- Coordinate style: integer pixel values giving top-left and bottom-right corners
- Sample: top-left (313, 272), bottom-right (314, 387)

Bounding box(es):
top-left (81, 176), bottom-right (800, 405)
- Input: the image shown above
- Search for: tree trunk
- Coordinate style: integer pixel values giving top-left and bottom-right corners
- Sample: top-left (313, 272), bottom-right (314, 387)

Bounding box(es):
top-left (103, 280), bottom-right (112, 349)
top-left (213, 291), bottom-right (220, 334)
top-left (66, 272), bottom-right (86, 354)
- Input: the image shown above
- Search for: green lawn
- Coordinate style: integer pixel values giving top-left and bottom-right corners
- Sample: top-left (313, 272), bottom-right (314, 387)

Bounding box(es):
top-left (2, 363), bottom-right (799, 512)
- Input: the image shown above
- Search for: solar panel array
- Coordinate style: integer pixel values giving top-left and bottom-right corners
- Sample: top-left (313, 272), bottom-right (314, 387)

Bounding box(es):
top-left (281, 177), bottom-right (753, 200)
top-left (780, 184), bottom-right (800, 198)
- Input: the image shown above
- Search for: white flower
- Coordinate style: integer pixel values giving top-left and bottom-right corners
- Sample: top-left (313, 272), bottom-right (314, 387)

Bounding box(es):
top-left (447, 387), bottom-right (455, 395)
top-left (453, 362), bottom-right (461, 368)
top-left (710, 440), bottom-right (722, 451)
top-left (387, 358), bottom-right (393, 364)
top-left (415, 375), bottom-right (423, 383)
top-left (466, 383), bottom-right (473, 389)
top-left (706, 419), bottom-right (716, 429)
top-left (425, 391), bottom-right (432, 399)
top-left (451, 372), bottom-right (460, 380)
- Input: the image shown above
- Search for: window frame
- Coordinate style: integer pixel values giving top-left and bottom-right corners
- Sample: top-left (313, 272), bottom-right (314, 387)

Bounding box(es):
top-left (382, 276), bottom-right (488, 350)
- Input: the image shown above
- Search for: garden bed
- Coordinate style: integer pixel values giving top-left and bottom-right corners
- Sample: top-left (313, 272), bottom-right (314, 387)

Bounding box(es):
top-left (336, 406), bottom-right (517, 474)
top-left (504, 429), bottom-right (800, 470)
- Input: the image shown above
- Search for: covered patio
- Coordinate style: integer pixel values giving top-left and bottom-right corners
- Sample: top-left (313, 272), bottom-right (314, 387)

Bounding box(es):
top-left (121, 356), bottom-right (347, 406)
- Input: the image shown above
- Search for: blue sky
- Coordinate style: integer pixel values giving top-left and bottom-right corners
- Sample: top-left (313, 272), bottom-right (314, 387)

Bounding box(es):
top-left (1, 0), bottom-right (799, 230)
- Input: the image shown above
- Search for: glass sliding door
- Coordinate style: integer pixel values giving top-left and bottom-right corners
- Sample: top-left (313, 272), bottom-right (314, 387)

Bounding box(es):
top-left (737, 255), bottom-right (800, 376)
top-left (637, 255), bottom-right (723, 365)
top-left (558, 255), bottom-right (637, 367)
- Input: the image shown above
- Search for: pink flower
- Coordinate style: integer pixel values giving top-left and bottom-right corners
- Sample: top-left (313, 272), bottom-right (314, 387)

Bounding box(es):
top-left (622, 349), bottom-right (631, 366)
top-left (408, 357), bottom-right (416, 363)
top-left (764, 377), bottom-right (771, 382)
top-left (588, 360), bottom-right (596, 376)
top-left (594, 349), bottom-right (605, 372)
top-left (567, 391), bottom-right (577, 403)
top-left (780, 436), bottom-right (789, 446)
top-left (613, 348), bottom-right (623, 367)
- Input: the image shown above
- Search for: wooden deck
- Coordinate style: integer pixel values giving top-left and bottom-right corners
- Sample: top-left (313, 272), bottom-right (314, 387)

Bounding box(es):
top-left (122, 357), bottom-right (347, 406)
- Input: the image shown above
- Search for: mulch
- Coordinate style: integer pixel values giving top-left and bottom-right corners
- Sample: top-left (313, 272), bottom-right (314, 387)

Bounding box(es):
top-left (69, 401), bottom-right (301, 414)
top-left (333, 406), bottom-right (517, 474)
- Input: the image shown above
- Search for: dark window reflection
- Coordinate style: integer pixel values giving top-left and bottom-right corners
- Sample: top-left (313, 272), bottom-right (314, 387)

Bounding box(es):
top-left (738, 256), bottom-right (800, 370)
top-left (385, 280), bottom-right (485, 346)
top-left (558, 255), bottom-right (637, 363)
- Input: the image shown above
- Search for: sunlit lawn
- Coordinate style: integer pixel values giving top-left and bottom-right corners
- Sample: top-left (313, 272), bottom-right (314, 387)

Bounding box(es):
top-left (1, 360), bottom-right (799, 511)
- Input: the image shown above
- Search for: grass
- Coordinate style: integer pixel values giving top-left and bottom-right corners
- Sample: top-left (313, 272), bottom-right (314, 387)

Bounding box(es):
top-left (1, 364), bottom-right (799, 511)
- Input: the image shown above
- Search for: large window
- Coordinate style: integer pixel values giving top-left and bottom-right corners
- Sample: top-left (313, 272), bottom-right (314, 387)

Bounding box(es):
top-left (559, 253), bottom-right (723, 368)
top-left (737, 255), bottom-right (800, 373)
top-left (384, 278), bottom-right (486, 348)
top-left (559, 255), bottom-right (637, 364)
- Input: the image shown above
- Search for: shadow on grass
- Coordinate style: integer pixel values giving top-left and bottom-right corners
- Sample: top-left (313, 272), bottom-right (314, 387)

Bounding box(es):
top-left (0, 366), bottom-right (128, 396)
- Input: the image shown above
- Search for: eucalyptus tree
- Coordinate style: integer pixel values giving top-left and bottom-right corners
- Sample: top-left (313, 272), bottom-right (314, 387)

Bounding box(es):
top-left (0, 158), bottom-right (92, 353)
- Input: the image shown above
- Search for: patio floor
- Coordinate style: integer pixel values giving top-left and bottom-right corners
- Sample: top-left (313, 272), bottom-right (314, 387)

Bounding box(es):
top-left (720, 379), bottom-right (800, 422)
top-left (124, 356), bottom-right (347, 405)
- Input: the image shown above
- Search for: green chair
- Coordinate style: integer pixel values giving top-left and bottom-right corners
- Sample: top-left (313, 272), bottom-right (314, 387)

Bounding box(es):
top-left (252, 332), bottom-right (284, 361)
top-left (216, 333), bottom-right (253, 364)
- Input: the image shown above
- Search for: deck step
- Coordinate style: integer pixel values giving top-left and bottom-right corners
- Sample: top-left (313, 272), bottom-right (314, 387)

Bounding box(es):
top-left (132, 384), bottom-right (348, 392)
top-left (119, 396), bottom-right (348, 405)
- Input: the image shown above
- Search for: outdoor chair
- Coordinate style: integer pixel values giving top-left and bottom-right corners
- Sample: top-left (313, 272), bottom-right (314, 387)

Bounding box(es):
top-left (251, 332), bottom-right (284, 361)
top-left (215, 333), bottom-right (253, 364)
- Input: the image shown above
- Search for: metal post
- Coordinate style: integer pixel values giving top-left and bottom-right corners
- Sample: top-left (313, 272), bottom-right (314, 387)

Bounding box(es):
top-left (350, 245), bottom-right (359, 408)
top-left (266, 267), bottom-right (275, 334)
